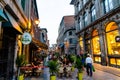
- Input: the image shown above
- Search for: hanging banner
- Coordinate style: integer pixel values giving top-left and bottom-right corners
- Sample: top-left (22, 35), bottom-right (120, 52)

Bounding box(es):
top-left (21, 32), bottom-right (32, 45)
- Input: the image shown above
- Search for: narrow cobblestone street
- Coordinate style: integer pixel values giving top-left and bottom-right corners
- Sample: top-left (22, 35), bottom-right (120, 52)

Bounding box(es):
top-left (25, 67), bottom-right (120, 80)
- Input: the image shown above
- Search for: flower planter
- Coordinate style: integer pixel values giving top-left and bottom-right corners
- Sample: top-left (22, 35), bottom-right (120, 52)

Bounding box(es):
top-left (18, 74), bottom-right (24, 80)
top-left (78, 72), bottom-right (83, 80)
top-left (71, 66), bottom-right (75, 71)
top-left (50, 75), bottom-right (56, 80)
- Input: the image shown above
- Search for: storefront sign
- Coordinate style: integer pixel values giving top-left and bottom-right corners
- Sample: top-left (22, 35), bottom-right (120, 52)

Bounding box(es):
top-left (115, 36), bottom-right (120, 42)
top-left (21, 32), bottom-right (32, 45)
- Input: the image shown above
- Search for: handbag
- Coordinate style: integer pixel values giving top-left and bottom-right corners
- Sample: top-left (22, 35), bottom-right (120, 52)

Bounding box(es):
top-left (92, 65), bottom-right (95, 72)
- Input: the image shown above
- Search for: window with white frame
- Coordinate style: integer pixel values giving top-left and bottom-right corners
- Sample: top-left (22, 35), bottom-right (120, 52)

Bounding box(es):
top-left (83, 12), bottom-right (88, 27)
top-left (90, 5), bottom-right (96, 22)
top-left (83, 0), bottom-right (87, 5)
top-left (103, 0), bottom-right (113, 13)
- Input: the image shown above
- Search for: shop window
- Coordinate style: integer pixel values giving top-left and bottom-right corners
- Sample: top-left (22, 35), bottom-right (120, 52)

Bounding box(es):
top-left (79, 37), bottom-right (84, 54)
top-left (95, 57), bottom-right (101, 62)
top-left (85, 32), bottom-right (91, 53)
top-left (92, 29), bottom-right (98, 37)
top-left (92, 30), bottom-right (101, 55)
top-left (92, 36), bottom-right (101, 54)
top-left (106, 22), bottom-right (120, 55)
top-left (116, 59), bottom-right (120, 66)
top-left (106, 22), bottom-right (118, 32)
top-left (110, 58), bottom-right (116, 65)
top-left (79, 37), bottom-right (83, 48)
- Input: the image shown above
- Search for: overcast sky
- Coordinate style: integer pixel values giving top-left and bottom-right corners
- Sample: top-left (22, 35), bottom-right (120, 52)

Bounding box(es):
top-left (36, 0), bottom-right (74, 46)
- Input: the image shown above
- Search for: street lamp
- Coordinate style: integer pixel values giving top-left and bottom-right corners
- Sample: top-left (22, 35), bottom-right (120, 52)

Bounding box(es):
top-left (34, 19), bottom-right (40, 25)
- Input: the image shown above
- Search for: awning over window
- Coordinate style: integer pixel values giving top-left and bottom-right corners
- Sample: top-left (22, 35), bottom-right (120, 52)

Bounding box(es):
top-left (0, 9), bottom-right (8, 21)
top-left (2, 11), bottom-right (23, 34)
top-left (32, 38), bottom-right (48, 50)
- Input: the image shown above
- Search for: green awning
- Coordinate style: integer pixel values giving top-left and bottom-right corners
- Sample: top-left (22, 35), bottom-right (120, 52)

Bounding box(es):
top-left (0, 9), bottom-right (8, 21)
top-left (2, 11), bottom-right (23, 34)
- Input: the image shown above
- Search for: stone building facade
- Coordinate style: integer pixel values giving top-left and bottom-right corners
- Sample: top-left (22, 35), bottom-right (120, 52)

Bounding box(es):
top-left (71, 0), bottom-right (120, 68)
top-left (0, 0), bottom-right (41, 79)
top-left (57, 15), bottom-right (77, 55)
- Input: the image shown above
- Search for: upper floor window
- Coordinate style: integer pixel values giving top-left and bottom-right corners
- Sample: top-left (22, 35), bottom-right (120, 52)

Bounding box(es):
top-left (76, 2), bottom-right (81, 12)
top-left (69, 38), bottom-right (73, 44)
top-left (78, 17), bottom-right (80, 30)
top-left (103, 0), bottom-right (113, 13)
top-left (83, 0), bottom-right (87, 5)
top-left (83, 12), bottom-right (88, 27)
top-left (79, 21), bottom-right (82, 30)
top-left (21, 0), bottom-right (25, 10)
top-left (78, 17), bottom-right (82, 30)
top-left (69, 31), bottom-right (72, 36)
top-left (90, 5), bottom-right (96, 22)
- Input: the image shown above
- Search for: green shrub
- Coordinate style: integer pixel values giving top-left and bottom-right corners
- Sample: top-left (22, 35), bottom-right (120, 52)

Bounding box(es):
top-left (48, 60), bottom-right (60, 76)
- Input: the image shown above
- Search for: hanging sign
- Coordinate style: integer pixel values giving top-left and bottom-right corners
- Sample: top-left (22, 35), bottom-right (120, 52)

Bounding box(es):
top-left (21, 32), bottom-right (32, 45)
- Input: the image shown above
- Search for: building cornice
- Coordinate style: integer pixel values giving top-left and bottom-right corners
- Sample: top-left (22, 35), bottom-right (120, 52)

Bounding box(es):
top-left (0, 0), bottom-right (28, 29)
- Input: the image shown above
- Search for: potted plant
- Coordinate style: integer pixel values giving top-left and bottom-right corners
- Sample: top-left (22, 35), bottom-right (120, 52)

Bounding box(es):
top-left (68, 54), bottom-right (76, 71)
top-left (16, 54), bottom-right (27, 80)
top-left (48, 59), bottom-right (60, 80)
top-left (75, 55), bottom-right (84, 80)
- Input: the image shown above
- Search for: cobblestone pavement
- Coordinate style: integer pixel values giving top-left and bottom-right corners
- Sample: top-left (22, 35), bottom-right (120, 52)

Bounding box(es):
top-left (25, 69), bottom-right (120, 80)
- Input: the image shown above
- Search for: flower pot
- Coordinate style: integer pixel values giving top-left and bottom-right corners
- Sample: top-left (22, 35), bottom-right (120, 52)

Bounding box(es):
top-left (50, 75), bottom-right (56, 80)
top-left (18, 74), bottom-right (24, 80)
top-left (71, 66), bottom-right (75, 72)
top-left (78, 72), bottom-right (83, 80)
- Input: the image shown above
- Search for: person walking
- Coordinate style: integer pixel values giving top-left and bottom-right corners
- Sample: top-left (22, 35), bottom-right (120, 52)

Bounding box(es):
top-left (85, 54), bottom-right (93, 77)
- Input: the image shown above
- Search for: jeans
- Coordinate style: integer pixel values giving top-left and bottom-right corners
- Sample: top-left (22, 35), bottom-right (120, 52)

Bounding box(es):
top-left (43, 67), bottom-right (50, 80)
top-left (86, 63), bottom-right (92, 77)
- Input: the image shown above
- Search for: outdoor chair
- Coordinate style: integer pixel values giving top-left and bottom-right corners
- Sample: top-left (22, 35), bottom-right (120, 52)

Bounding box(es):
top-left (66, 66), bottom-right (72, 77)
top-left (58, 66), bottom-right (64, 77)
top-left (24, 64), bottom-right (32, 77)
top-left (35, 67), bottom-right (42, 76)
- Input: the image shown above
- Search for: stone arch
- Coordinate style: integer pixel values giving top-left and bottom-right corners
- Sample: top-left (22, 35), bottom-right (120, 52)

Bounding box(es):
top-left (92, 29), bottom-right (98, 37)
top-left (105, 21), bottom-right (120, 67)
top-left (105, 21), bottom-right (118, 32)
top-left (91, 29), bottom-right (101, 63)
